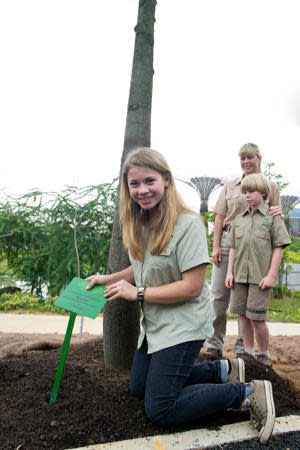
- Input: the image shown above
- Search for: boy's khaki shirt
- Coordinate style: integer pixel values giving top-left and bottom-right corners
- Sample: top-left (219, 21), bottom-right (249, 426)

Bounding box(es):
top-left (215, 177), bottom-right (280, 226)
top-left (226, 202), bottom-right (291, 284)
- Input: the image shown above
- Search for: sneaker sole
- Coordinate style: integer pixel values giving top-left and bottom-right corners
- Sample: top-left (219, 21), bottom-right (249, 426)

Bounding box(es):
top-left (258, 381), bottom-right (276, 444)
top-left (228, 358), bottom-right (245, 383)
top-left (237, 358), bottom-right (245, 383)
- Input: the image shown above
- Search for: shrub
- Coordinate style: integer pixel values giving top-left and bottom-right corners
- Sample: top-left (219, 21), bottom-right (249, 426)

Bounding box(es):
top-left (0, 291), bottom-right (65, 314)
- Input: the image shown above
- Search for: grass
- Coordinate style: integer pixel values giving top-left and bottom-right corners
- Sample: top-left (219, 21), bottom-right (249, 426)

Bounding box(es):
top-left (228, 294), bottom-right (300, 323)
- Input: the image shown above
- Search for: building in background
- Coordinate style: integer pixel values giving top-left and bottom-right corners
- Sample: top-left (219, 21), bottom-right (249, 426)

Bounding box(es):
top-left (289, 208), bottom-right (300, 237)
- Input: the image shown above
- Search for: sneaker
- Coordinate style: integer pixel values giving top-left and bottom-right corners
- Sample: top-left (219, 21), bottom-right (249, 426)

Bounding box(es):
top-left (227, 358), bottom-right (245, 383)
top-left (257, 354), bottom-right (272, 367)
top-left (248, 380), bottom-right (275, 444)
top-left (203, 347), bottom-right (222, 359)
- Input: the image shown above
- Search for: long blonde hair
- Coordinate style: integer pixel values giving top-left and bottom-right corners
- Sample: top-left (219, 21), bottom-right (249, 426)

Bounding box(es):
top-left (119, 147), bottom-right (195, 261)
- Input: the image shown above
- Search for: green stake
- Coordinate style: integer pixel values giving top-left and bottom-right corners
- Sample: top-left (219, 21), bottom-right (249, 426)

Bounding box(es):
top-left (49, 311), bottom-right (77, 405)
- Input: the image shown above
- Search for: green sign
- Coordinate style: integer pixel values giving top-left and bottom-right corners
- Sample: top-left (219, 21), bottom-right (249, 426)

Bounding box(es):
top-left (54, 276), bottom-right (107, 319)
top-left (50, 277), bottom-right (107, 404)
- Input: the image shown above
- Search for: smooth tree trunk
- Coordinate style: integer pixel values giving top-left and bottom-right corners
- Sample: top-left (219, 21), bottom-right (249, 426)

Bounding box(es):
top-left (103, 0), bottom-right (157, 369)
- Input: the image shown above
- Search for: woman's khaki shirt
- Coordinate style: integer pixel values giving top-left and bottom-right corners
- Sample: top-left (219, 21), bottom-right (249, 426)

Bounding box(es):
top-left (215, 176), bottom-right (280, 226)
top-left (129, 213), bottom-right (213, 354)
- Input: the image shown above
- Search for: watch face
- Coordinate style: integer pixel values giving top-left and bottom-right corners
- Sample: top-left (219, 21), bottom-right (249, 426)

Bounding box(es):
top-left (137, 287), bottom-right (145, 303)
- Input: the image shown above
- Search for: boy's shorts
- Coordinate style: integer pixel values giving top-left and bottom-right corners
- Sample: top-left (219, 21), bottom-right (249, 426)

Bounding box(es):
top-left (229, 282), bottom-right (271, 320)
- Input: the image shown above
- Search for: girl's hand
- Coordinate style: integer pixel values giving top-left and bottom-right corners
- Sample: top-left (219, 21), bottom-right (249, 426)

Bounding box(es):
top-left (268, 206), bottom-right (283, 218)
top-left (104, 280), bottom-right (137, 302)
top-left (86, 274), bottom-right (112, 290)
top-left (225, 274), bottom-right (234, 289)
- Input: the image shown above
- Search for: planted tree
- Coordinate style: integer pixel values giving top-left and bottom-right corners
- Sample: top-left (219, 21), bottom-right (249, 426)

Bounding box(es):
top-left (103, 0), bottom-right (157, 369)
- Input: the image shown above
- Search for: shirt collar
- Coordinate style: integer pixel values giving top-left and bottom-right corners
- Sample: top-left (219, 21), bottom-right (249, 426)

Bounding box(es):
top-left (234, 176), bottom-right (244, 186)
top-left (241, 201), bottom-right (268, 216)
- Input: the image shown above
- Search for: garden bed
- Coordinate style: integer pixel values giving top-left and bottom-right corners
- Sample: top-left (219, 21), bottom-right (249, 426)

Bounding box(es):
top-left (0, 335), bottom-right (300, 449)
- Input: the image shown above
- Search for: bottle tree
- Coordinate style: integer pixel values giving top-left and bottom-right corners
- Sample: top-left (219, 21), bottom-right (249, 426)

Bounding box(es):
top-left (103, 0), bottom-right (157, 369)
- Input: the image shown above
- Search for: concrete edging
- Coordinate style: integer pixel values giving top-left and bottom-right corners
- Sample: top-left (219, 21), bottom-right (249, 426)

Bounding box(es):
top-left (72, 415), bottom-right (300, 450)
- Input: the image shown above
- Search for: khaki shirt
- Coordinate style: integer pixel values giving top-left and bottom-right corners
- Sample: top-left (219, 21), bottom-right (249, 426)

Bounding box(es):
top-left (226, 202), bottom-right (291, 284)
top-left (129, 213), bottom-right (213, 354)
top-left (215, 176), bottom-right (280, 227)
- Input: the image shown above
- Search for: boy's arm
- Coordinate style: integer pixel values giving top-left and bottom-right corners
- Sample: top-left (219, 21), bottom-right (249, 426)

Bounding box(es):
top-left (259, 246), bottom-right (283, 290)
top-left (225, 248), bottom-right (235, 288)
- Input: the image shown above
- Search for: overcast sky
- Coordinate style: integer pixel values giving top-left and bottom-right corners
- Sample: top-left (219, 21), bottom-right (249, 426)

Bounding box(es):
top-left (1, 0), bottom-right (299, 211)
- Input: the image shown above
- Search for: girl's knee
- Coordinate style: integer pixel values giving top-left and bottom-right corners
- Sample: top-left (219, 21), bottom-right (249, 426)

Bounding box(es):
top-left (144, 397), bottom-right (172, 425)
top-left (129, 380), bottom-right (145, 399)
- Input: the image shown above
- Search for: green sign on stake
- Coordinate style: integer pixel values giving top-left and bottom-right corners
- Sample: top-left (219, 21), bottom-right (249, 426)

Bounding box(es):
top-left (49, 277), bottom-right (107, 405)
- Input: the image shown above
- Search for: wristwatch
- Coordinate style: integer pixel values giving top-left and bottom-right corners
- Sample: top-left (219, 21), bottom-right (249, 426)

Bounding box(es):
top-left (137, 286), bottom-right (146, 304)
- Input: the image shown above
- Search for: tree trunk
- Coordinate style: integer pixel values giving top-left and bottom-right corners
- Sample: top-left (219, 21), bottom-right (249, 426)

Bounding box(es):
top-left (103, 0), bottom-right (157, 369)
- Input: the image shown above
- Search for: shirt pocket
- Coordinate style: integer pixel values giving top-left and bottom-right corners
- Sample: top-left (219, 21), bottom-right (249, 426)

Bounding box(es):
top-left (145, 247), bottom-right (181, 286)
top-left (255, 229), bottom-right (271, 240)
top-left (235, 229), bottom-right (244, 239)
top-left (226, 193), bottom-right (245, 212)
top-left (150, 247), bottom-right (172, 269)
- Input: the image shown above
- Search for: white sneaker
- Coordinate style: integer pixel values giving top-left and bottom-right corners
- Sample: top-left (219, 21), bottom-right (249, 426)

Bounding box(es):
top-left (248, 380), bottom-right (275, 443)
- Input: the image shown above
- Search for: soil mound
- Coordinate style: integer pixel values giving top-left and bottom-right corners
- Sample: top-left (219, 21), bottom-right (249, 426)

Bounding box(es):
top-left (1, 338), bottom-right (299, 450)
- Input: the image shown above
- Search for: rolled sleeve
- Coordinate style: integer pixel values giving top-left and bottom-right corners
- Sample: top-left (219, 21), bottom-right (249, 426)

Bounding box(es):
top-left (176, 216), bottom-right (210, 273)
top-left (226, 228), bottom-right (235, 248)
top-left (271, 216), bottom-right (292, 248)
top-left (214, 185), bottom-right (228, 216)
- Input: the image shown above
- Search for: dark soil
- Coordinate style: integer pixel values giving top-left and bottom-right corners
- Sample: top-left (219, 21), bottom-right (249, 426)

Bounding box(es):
top-left (0, 338), bottom-right (300, 450)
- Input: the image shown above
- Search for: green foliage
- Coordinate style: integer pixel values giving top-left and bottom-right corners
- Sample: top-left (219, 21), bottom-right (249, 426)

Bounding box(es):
top-left (285, 237), bottom-right (300, 263)
top-left (268, 294), bottom-right (300, 323)
top-left (262, 161), bottom-right (289, 192)
top-left (0, 181), bottom-right (117, 296)
top-left (0, 291), bottom-right (65, 313)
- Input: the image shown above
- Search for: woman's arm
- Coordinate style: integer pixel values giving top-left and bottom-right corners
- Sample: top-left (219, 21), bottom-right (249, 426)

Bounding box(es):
top-left (86, 266), bottom-right (135, 290)
top-left (103, 263), bottom-right (208, 304)
top-left (212, 214), bottom-right (226, 266)
top-left (268, 182), bottom-right (283, 217)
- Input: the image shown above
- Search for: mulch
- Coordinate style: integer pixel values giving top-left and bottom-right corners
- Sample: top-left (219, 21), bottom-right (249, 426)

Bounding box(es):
top-left (0, 338), bottom-right (300, 450)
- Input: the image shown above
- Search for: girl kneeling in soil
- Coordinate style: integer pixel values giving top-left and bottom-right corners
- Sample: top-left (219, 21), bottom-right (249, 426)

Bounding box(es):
top-left (87, 148), bottom-right (275, 444)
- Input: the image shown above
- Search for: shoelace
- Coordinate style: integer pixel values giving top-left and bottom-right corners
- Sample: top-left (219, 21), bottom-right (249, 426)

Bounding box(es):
top-left (249, 397), bottom-right (266, 428)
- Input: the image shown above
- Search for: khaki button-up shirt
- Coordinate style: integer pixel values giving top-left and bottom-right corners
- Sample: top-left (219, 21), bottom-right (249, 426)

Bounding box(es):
top-left (215, 176), bottom-right (280, 226)
top-left (226, 202), bottom-right (291, 284)
top-left (129, 213), bottom-right (213, 354)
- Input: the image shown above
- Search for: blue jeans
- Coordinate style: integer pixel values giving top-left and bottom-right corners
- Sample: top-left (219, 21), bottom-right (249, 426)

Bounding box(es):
top-left (130, 338), bottom-right (245, 425)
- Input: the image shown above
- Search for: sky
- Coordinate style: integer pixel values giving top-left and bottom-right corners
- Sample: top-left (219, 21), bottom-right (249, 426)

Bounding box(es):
top-left (1, 0), bottom-right (300, 211)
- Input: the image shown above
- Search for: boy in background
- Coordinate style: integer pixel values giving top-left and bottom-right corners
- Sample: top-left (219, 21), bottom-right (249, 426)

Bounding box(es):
top-left (225, 174), bottom-right (291, 366)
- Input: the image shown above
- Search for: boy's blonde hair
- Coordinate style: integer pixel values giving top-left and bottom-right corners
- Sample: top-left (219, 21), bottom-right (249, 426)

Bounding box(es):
top-left (241, 173), bottom-right (270, 199)
top-left (119, 147), bottom-right (195, 261)
top-left (238, 143), bottom-right (262, 172)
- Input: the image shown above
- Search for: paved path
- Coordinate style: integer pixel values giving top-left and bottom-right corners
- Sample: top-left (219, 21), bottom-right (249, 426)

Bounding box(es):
top-left (1, 313), bottom-right (300, 335)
